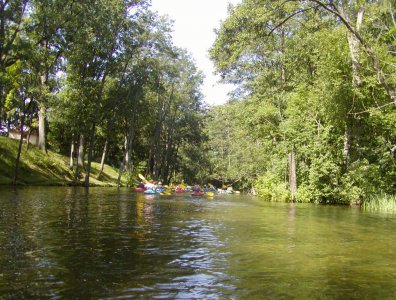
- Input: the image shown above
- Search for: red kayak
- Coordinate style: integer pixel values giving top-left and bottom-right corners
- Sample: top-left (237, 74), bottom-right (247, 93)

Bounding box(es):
top-left (132, 187), bottom-right (146, 192)
top-left (191, 191), bottom-right (205, 197)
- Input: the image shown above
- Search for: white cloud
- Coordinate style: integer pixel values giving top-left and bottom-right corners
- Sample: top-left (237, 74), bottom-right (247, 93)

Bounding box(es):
top-left (150, 0), bottom-right (240, 106)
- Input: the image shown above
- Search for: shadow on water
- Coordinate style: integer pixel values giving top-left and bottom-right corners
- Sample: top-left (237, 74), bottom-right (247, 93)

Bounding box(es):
top-left (1, 188), bottom-right (396, 298)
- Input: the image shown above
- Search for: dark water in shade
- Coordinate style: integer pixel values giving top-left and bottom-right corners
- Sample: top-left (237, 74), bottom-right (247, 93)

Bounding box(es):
top-left (0, 187), bottom-right (396, 299)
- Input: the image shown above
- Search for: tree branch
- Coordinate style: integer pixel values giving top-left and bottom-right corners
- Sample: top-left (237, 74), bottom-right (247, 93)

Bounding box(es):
top-left (268, 6), bottom-right (319, 36)
top-left (308, 0), bottom-right (396, 104)
top-left (348, 101), bottom-right (395, 115)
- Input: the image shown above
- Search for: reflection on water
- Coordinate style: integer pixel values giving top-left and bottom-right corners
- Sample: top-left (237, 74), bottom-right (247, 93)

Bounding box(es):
top-left (287, 203), bottom-right (296, 253)
top-left (0, 187), bottom-right (396, 299)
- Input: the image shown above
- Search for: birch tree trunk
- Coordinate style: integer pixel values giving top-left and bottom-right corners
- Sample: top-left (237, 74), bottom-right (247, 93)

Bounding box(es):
top-left (69, 136), bottom-right (75, 169)
top-left (344, 7), bottom-right (364, 167)
top-left (124, 135), bottom-right (129, 171)
top-left (38, 105), bottom-right (46, 152)
top-left (343, 125), bottom-right (351, 166)
top-left (74, 134), bottom-right (84, 182)
top-left (288, 151), bottom-right (297, 201)
top-left (347, 8), bottom-right (364, 87)
top-left (77, 134), bottom-right (84, 168)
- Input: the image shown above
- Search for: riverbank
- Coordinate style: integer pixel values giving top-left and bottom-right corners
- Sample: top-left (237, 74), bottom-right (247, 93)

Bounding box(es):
top-left (0, 136), bottom-right (126, 186)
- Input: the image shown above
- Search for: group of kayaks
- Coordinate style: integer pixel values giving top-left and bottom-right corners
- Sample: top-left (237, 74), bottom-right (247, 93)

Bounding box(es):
top-left (132, 186), bottom-right (214, 197)
top-left (133, 174), bottom-right (239, 197)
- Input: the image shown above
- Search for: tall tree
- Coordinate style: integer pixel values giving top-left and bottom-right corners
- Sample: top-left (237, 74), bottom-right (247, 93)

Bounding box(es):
top-left (0, 0), bottom-right (29, 130)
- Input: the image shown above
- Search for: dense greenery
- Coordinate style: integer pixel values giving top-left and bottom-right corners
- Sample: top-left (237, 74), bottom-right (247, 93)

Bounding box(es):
top-left (208, 0), bottom-right (396, 204)
top-left (0, 0), bottom-right (207, 186)
top-left (2, 0), bottom-right (396, 206)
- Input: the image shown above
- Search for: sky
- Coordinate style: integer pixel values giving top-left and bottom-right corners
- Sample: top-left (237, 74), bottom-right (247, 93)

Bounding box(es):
top-left (150, 0), bottom-right (241, 106)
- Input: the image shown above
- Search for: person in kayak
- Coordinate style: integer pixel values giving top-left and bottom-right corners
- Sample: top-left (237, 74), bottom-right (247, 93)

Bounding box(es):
top-left (145, 179), bottom-right (155, 190)
top-left (137, 181), bottom-right (145, 188)
top-left (192, 183), bottom-right (201, 192)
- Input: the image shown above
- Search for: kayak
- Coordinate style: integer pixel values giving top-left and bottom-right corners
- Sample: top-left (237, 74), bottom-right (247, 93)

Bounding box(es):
top-left (144, 187), bottom-right (167, 194)
top-left (144, 189), bottom-right (160, 194)
top-left (191, 191), bottom-right (205, 197)
top-left (132, 187), bottom-right (146, 192)
top-left (160, 191), bottom-right (172, 196)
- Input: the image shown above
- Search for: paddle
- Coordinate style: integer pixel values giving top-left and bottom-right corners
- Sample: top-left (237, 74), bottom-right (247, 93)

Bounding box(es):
top-left (138, 173), bottom-right (147, 183)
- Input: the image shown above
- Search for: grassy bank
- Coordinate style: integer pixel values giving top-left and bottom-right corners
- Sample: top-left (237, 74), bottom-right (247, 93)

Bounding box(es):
top-left (362, 194), bottom-right (396, 214)
top-left (0, 136), bottom-right (126, 186)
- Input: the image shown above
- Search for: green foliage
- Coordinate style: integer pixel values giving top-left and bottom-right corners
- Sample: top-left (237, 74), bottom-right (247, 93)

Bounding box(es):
top-left (0, 0), bottom-right (210, 186)
top-left (207, 0), bottom-right (396, 204)
top-left (254, 172), bottom-right (290, 202)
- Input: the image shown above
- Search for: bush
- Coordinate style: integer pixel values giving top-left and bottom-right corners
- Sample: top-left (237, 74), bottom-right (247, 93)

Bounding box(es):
top-left (254, 172), bottom-right (290, 202)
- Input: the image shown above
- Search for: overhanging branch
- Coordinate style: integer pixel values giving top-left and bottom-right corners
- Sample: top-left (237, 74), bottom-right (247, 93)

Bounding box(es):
top-left (268, 6), bottom-right (319, 36)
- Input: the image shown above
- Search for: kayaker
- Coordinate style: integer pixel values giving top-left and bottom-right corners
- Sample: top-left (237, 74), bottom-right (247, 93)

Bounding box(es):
top-left (137, 181), bottom-right (145, 188)
top-left (145, 179), bottom-right (155, 190)
top-left (192, 183), bottom-right (201, 192)
top-left (208, 183), bottom-right (216, 191)
top-left (175, 186), bottom-right (183, 192)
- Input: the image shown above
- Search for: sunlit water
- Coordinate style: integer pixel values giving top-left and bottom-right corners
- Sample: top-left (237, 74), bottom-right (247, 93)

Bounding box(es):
top-left (1, 187), bottom-right (396, 299)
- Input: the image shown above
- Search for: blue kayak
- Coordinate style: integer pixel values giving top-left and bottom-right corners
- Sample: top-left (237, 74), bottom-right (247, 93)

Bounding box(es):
top-left (144, 188), bottom-right (166, 194)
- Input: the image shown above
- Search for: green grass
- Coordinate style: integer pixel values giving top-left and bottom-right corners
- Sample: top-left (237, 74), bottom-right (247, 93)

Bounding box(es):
top-left (362, 193), bottom-right (396, 214)
top-left (0, 136), bottom-right (127, 186)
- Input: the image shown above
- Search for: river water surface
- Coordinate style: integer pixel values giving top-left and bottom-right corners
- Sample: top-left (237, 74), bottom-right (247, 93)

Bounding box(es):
top-left (0, 187), bottom-right (396, 299)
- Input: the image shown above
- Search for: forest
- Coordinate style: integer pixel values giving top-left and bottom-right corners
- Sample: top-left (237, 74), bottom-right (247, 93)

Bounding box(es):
top-left (1, 0), bottom-right (396, 206)
top-left (209, 0), bottom-right (396, 205)
top-left (1, 0), bottom-right (208, 187)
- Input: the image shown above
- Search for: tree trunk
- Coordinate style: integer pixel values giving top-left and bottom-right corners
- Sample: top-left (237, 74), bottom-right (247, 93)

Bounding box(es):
top-left (13, 100), bottom-right (26, 185)
top-left (288, 150), bottom-right (297, 201)
top-left (38, 104), bottom-right (46, 152)
top-left (280, 28), bottom-right (286, 89)
top-left (344, 7), bottom-right (364, 167)
top-left (74, 134), bottom-right (84, 182)
top-left (147, 82), bottom-right (174, 178)
top-left (124, 137), bottom-right (130, 171)
top-left (117, 142), bottom-right (127, 188)
top-left (126, 102), bottom-right (138, 172)
top-left (117, 112), bottom-right (137, 187)
top-left (117, 133), bottom-right (130, 188)
top-left (123, 135), bottom-right (128, 172)
top-left (69, 136), bottom-right (75, 169)
top-left (343, 121), bottom-right (351, 168)
top-left (97, 139), bottom-right (108, 179)
top-left (84, 122), bottom-right (96, 187)
top-left (77, 134), bottom-right (84, 168)
top-left (26, 130), bottom-right (30, 150)
top-left (6, 118), bottom-right (11, 136)
top-left (97, 118), bottom-right (114, 178)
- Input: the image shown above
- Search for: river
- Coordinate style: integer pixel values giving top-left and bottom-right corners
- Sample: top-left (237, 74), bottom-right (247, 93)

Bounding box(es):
top-left (0, 187), bottom-right (395, 299)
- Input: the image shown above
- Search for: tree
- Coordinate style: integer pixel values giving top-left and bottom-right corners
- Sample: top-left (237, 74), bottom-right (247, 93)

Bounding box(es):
top-left (209, 0), bottom-right (396, 203)
top-left (0, 0), bottom-right (29, 131)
